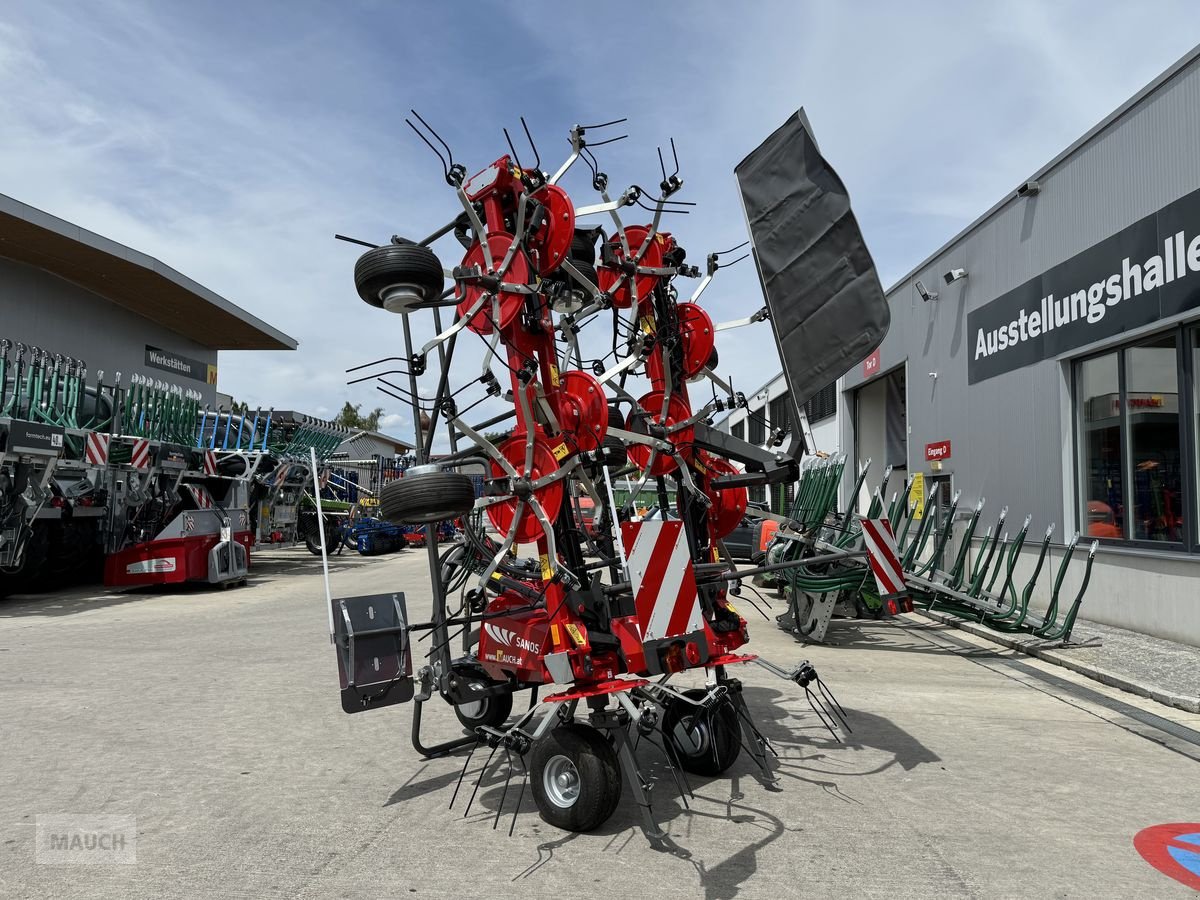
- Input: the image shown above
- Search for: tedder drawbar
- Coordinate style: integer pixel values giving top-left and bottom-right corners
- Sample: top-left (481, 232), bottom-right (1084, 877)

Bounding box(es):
top-left (320, 110), bottom-right (897, 845)
top-left (0, 349), bottom-right (349, 593)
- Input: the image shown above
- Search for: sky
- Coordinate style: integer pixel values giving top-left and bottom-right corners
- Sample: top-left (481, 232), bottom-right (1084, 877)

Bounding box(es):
top-left (0, 1), bottom-right (1196, 447)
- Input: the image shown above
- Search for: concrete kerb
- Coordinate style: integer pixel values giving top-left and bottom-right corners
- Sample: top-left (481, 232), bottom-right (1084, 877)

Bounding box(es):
top-left (909, 609), bottom-right (1200, 715)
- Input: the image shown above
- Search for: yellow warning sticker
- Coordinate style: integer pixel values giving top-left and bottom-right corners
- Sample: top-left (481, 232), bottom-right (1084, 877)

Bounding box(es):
top-left (551, 441), bottom-right (570, 461)
top-left (909, 471), bottom-right (925, 520)
top-left (540, 554), bottom-right (553, 580)
top-left (639, 316), bottom-right (656, 335)
top-left (549, 364), bottom-right (560, 387)
top-left (564, 623), bottom-right (585, 647)
top-left (726, 601), bottom-right (739, 616)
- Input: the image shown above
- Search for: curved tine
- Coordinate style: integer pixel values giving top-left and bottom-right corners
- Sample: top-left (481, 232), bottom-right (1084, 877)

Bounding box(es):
top-left (405, 118), bottom-right (450, 181)
top-left (346, 356), bottom-right (408, 374)
top-left (348, 368), bottom-right (408, 386)
top-left (409, 109), bottom-right (455, 167)
top-left (585, 134), bottom-right (627, 148)
top-left (520, 116), bottom-right (540, 171)
top-left (503, 126), bottom-right (524, 171)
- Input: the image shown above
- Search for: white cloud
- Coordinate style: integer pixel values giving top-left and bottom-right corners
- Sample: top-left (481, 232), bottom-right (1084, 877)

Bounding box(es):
top-left (0, 0), bottom-right (1195, 457)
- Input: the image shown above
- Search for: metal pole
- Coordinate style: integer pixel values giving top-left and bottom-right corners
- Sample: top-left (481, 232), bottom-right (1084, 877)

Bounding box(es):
top-left (311, 447), bottom-right (335, 641)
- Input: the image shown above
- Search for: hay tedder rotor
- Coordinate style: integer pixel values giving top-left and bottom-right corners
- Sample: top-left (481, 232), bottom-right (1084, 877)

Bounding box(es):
top-left (324, 111), bottom-right (893, 843)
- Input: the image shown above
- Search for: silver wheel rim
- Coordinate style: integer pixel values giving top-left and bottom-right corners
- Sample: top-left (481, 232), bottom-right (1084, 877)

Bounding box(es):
top-left (458, 699), bottom-right (485, 720)
top-left (542, 755), bottom-right (581, 808)
top-left (673, 714), bottom-right (711, 757)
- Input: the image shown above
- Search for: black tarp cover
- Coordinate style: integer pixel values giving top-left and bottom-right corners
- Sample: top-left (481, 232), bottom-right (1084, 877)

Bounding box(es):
top-left (735, 110), bottom-right (889, 415)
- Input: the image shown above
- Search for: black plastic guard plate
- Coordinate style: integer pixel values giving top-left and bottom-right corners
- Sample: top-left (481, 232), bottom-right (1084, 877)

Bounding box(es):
top-left (332, 592), bottom-right (415, 713)
top-left (735, 109), bottom-right (889, 414)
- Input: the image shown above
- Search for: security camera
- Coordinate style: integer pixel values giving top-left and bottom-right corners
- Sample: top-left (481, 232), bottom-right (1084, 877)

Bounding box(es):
top-left (943, 268), bottom-right (967, 285)
top-left (1016, 180), bottom-right (1040, 197)
top-left (915, 279), bottom-right (938, 303)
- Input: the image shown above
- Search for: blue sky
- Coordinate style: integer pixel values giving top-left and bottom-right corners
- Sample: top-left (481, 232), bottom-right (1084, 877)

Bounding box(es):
top-left (0, 1), bottom-right (1196, 442)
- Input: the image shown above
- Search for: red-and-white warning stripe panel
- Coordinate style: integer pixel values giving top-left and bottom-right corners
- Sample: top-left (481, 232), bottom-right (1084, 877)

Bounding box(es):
top-left (187, 485), bottom-right (214, 509)
top-left (130, 438), bottom-right (151, 470)
top-left (862, 517), bottom-right (908, 599)
top-left (620, 520), bottom-right (704, 641)
top-left (203, 450), bottom-right (218, 476)
top-left (85, 432), bottom-right (110, 466)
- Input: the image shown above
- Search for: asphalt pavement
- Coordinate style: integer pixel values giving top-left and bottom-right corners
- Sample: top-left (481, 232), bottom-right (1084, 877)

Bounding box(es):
top-left (1, 545), bottom-right (1198, 898)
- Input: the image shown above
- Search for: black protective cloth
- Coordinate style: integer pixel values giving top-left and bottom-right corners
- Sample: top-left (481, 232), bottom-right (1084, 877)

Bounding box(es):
top-left (735, 110), bottom-right (889, 416)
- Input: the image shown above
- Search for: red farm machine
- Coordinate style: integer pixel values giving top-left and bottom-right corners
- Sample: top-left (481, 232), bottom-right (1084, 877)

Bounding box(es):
top-left (323, 110), bottom-right (897, 845)
top-left (0, 357), bottom-right (348, 593)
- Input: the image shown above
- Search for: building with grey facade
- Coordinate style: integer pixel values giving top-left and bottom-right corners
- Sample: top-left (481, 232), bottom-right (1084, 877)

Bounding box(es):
top-left (0, 193), bottom-right (295, 404)
top-left (718, 372), bottom-right (840, 514)
top-left (841, 45), bottom-right (1200, 646)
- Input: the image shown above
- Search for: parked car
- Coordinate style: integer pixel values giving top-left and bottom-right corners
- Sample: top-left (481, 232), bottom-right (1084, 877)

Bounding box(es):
top-left (723, 501), bottom-right (773, 562)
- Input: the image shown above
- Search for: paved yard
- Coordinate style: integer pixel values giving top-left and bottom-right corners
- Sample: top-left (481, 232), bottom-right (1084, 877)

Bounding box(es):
top-left (0, 546), bottom-right (1197, 898)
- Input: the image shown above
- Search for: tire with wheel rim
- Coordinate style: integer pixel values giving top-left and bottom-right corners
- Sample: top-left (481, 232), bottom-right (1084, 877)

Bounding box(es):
top-left (454, 631), bottom-right (515, 730)
top-left (354, 243), bottom-right (445, 312)
top-left (530, 723), bottom-right (621, 832)
top-left (380, 472), bottom-right (476, 525)
top-left (661, 688), bottom-right (742, 776)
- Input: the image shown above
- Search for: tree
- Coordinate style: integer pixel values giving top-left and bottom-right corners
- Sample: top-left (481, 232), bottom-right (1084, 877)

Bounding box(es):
top-left (335, 402), bottom-right (385, 431)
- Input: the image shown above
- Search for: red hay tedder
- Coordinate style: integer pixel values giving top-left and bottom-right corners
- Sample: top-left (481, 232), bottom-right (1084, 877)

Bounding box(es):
top-left (318, 110), bottom-right (893, 845)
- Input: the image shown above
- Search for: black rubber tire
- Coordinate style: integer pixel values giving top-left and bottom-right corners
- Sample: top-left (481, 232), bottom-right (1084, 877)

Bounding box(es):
top-left (379, 472), bottom-right (476, 525)
top-left (599, 406), bottom-right (627, 468)
top-left (354, 243), bottom-right (444, 310)
top-left (569, 229), bottom-right (598, 267)
top-left (570, 262), bottom-right (597, 289)
top-left (530, 723), bottom-right (622, 832)
top-left (600, 434), bottom-right (626, 469)
top-left (662, 688), bottom-right (742, 776)
top-left (454, 691), bottom-right (513, 730)
top-left (453, 630), bottom-right (514, 729)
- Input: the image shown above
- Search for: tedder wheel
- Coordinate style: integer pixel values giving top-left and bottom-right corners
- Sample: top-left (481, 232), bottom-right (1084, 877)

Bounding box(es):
top-left (454, 630), bottom-right (515, 730)
top-left (661, 688), bottom-right (742, 776)
top-left (354, 243), bottom-right (445, 313)
top-left (530, 723), bottom-right (622, 832)
top-left (380, 471), bottom-right (476, 525)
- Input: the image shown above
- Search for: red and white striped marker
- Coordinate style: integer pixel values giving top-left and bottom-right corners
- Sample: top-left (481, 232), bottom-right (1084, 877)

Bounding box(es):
top-left (130, 438), bottom-right (151, 470)
top-left (862, 518), bottom-right (909, 600)
top-left (85, 432), bottom-right (110, 466)
top-left (620, 520), bottom-right (703, 641)
top-left (187, 485), bottom-right (214, 509)
top-left (203, 450), bottom-right (218, 476)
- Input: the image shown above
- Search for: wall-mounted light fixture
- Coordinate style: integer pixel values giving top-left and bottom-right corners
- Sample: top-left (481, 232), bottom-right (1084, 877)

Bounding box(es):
top-left (943, 268), bottom-right (967, 285)
top-left (915, 279), bottom-right (938, 303)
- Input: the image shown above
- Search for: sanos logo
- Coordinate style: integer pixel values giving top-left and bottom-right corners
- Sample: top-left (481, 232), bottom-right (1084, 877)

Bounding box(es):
top-left (483, 624), bottom-right (540, 655)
